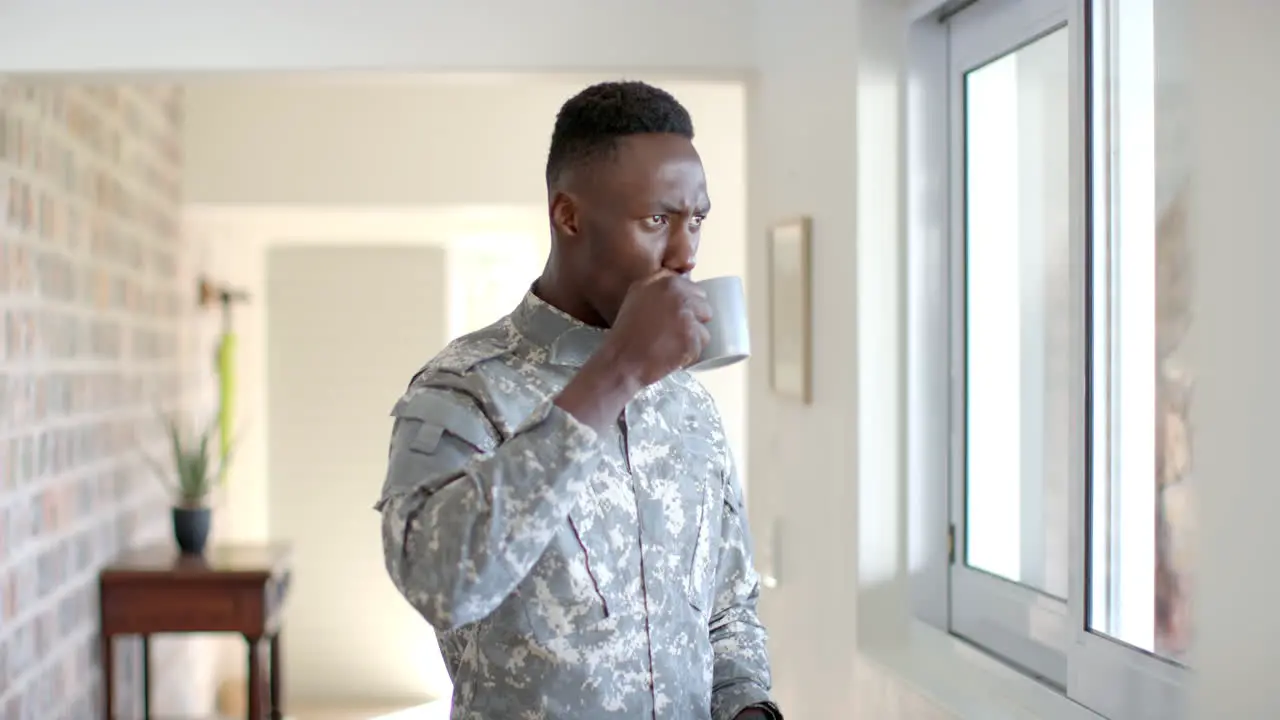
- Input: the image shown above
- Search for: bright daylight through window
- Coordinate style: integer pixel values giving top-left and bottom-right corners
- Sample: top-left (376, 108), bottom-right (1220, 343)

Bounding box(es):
top-left (963, 23), bottom-right (1071, 605)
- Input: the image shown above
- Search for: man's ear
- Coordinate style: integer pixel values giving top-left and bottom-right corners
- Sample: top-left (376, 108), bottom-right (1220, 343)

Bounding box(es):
top-left (550, 191), bottom-right (581, 238)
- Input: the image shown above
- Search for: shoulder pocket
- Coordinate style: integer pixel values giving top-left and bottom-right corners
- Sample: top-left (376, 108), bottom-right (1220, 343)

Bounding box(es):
top-left (391, 389), bottom-right (499, 454)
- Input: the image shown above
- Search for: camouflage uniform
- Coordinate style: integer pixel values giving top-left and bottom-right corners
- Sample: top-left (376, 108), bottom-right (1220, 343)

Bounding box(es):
top-left (377, 291), bottom-right (779, 719)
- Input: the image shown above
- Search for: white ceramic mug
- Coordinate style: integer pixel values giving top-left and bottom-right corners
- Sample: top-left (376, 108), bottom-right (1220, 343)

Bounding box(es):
top-left (688, 275), bottom-right (750, 372)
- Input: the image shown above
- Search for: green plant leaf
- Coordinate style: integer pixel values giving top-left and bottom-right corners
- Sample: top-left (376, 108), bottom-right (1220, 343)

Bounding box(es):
top-left (144, 406), bottom-right (239, 507)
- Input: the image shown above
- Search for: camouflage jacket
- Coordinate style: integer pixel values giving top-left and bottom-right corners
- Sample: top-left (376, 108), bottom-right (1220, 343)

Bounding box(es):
top-left (376, 291), bottom-right (779, 720)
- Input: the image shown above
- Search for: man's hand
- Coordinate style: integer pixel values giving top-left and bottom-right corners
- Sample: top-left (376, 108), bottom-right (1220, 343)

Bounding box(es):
top-left (603, 270), bottom-right (713, 385)
top-left (555, 271), bottom-right (712, 430)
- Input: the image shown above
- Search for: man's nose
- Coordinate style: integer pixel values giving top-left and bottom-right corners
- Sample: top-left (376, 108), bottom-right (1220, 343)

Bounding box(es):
top-left (664, 230), bottom-right (698, 275)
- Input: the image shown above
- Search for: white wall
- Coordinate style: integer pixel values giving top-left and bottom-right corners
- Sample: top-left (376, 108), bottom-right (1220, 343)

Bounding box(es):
top-left (749, 1), bottom-right (944, 716)
top-left (1188, 1), bottom-right (1280, 716)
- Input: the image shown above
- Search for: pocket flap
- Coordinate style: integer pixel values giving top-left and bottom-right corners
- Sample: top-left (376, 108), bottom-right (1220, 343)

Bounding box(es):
top-left (408, 422), bottom-right (446, 454)
top-left (391, 389), bottom-right (498, 453)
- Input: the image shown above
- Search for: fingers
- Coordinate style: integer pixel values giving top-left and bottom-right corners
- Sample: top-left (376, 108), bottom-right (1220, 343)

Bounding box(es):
top-left (677, 321), bottom-right (712, 369)
top-left (688, 295), bottom-right (713, 324)
top-left (681, 324), bottom-right (713, 369)
top-left (667, 275), bottom-right (712, 322)
top-left (640, 268), bottom-right (678, 287)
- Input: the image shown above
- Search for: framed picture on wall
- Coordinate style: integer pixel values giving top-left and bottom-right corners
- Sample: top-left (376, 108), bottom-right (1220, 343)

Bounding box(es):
top-left (767, 216), bottom-right (813, 404)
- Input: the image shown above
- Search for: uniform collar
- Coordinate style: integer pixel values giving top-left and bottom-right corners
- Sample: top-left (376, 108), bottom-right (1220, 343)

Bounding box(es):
top-left (510, 287), bottom-right (607, 368)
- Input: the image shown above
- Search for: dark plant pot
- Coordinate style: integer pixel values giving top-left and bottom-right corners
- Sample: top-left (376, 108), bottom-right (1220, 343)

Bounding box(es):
top-left (172, 506), bottom-right (212, 555)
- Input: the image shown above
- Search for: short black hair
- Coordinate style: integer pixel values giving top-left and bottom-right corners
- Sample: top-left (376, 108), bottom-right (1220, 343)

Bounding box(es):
top-left (545, 81), bottom-right (694, 188)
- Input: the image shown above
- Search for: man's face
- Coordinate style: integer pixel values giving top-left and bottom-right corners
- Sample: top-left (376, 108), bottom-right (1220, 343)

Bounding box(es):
top-left (551, 133), bottom-right (711, 326)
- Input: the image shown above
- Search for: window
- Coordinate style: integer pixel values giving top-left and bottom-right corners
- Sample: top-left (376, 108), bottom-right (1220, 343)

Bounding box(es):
top-left (908, 0), bottom-right (1192, 716)
top-left (948, 2), bottom-right (1071, 686)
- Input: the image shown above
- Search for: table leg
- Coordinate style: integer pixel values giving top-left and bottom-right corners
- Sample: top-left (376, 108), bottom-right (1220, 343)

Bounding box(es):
top-left (141, 634), bottom-right (151, 719)
top-left (101, 634), bottom-right (114, 720)
top-left (246, 635), bottom-right (263, 720)
top-left (269, 631), bottom-right (283, 720)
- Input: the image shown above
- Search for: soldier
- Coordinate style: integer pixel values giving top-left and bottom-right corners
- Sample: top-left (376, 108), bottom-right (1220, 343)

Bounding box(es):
top-left (377, 80), bottom-right (780, 720)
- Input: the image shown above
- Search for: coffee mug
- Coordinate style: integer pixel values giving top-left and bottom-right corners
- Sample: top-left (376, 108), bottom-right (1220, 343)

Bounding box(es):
top-left (688, 275), bottom-right (750, 372)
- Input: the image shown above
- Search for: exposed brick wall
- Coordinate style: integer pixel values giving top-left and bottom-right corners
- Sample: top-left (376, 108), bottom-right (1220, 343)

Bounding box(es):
top-left (0, 81), bottom-right (206, 719)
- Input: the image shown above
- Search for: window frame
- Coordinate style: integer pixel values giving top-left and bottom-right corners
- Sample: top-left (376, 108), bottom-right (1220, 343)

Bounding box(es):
top-left (905, 0), bottom-right (1193, 717)
top-left (944, 0), bottom-right (1072, 689)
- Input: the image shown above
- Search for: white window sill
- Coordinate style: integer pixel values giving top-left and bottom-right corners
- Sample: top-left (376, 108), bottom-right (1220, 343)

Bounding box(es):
top-left (860, 621), bottom-right (1104, 720)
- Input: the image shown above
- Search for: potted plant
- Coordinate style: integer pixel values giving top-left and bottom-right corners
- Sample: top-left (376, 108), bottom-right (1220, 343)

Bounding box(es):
top-left (143, 410), bottom-right (234, 555)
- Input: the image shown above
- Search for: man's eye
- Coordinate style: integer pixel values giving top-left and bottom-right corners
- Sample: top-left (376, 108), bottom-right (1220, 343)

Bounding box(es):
top-left (645, 215), bottom-right (668, 227)
top-left (691, 215), bottom-right (706, 227)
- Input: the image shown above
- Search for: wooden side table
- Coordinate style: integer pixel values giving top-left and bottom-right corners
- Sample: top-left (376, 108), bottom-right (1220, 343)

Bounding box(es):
top-left (99, 543), bottom-right (293, 720)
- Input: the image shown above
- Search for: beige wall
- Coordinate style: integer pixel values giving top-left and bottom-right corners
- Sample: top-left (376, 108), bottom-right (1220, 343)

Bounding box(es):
top-left (0, 81), bottom-right (217, 717)
top-left (182, 76), bottom-right (747, 212)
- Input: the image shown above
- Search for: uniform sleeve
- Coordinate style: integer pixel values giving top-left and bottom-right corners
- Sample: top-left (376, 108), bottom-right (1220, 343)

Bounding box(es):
top-left (376, 385), bottom-right (604, 631)
top-left (709, 452), bottom-right (782, 720)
